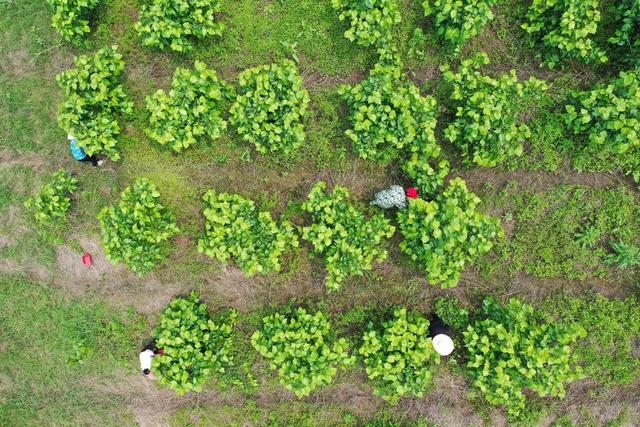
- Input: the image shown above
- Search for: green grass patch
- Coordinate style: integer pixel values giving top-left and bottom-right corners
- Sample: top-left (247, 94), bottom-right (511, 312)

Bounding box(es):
top-left (542, 292), bottom-right (640, 387)
top-left (0, 275), bottom-right (147, 425)
top-left (476, 181), bottom-right (640, 281)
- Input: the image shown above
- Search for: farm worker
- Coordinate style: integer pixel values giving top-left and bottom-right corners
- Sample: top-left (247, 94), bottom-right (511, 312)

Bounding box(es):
top-left (68, 134), bottom-right (104, 167)
top-left (370, 185), bottom-right (419, 209)
top-left (429, 315), bottom-right (455, 356)
top-left (139, 339), bottom-right (163, 379)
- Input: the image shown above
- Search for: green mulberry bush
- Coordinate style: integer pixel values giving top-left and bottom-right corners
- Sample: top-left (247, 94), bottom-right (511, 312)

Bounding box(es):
top-left (398, 178), bottom-right (502, 288)
top-left (331, 0), bottom-right (401, 47)
top-left (609, 0), bottom-right (640, 66)
top-left (360, 308), bottom-right (440, 404)
top-left (339, 63), bottom-right (438, 163)
top-left (301, 181), bottom-right (395, 291)
top-left (402, 149), bottom-right (450, 198)
top-left (145, 61), bottom-right (232, 152)
top-left (229, 60), bottom-right (310, 156)
top-left (464, 298), bottom-right (585, 420)
top-left (153, 292), bottom-right (236, 395)
top-left (98, 178), bottom-right (179, 274)
top-left (522, 0), bottom-right (607, 68)
top-left (197, 191), bottom-right (299, 276)
top-left (442, 53), bottom-right (548, 167)
top-left (24, 170), bottom-right (78, 224)
top-left (564, 69), bottom-right (640, 183)
top-left (56, 46), bottom-right (133, 161)
top-left (251, 308), bottom-right (355, 398)
top-left (423, 0), bottom-right (496, 53)
top-left (434, 297), bottom-right (469, 330)
top-left (339, 62), bottom-right (449, 196)
top-left (47, 0), bottom-right (100, 45)
top-left (135, 0), bottom-right (224, 52)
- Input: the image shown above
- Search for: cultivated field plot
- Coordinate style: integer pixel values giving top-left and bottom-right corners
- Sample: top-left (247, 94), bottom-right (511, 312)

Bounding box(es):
top-left (1, 0), bottom-right (639, 426)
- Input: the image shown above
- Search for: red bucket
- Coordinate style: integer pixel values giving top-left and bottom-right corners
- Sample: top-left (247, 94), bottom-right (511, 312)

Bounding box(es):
top-left (82, 253), bottom-right (92, 266)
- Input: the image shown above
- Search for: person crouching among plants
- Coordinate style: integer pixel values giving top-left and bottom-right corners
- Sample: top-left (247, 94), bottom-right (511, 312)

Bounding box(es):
top-left (429, 315), bottom-right (455, 356)
top-left (139, 339), bottom-right (163, 379)
top-left (68, 134), bottom-right (104, 167)
top-left (370, 185), bottom-right (418, 209)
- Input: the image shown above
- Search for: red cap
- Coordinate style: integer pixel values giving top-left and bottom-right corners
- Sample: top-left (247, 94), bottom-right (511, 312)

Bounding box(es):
top-left (406, 187), bottom-right (418, 199)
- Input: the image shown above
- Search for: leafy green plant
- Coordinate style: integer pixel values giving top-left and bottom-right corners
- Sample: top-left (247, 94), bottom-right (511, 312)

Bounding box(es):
top-left (464, 298), bottom-right (585, 419)
top-left (407, 28), bottom-right (427, 61)
top-left (605, 241), bottom-right (640, 270)
top-left (434, 297), bottom-right (469, 330)
top-left (564, 70), bottom-right (640, 183)
top-left (339, 62), bottom-right (438, 164)
top-left (197, 191), bottom-right (299, 276)
top-left (609, 0), bottom-right (640, 66)
top-left (574, 224), bottom-right (601, 249)
top-left (522, 0), bottom-right (607, 68)
top-left (542, 293), bottom-right (640, 386)
top-left (398, 178), bottom-right (502, 288)
top-left (360, 308), bottom-right (440, 403)
top-left (301, 181), bottom-right (395, 291)
top-left (47, 0), bottom-right (100, 45)
top-left (402, 149), bottom-right (451, 198)
top-left (135, 0), bottom-right (224, 52)
top-left (442, 53), bottom-right (548, 167)
top-left (97, 178), bottom-right (179, 274)
top-left (153, 292), bottom-right (236, 395)
top-left (423, 0), bottom-right (496, 53)
top-left (24, 170), bottom-right (78, 224)
top-left (67, 341), bottom-right (91, 366)
top-left (145, 61), bottom-right (232, 152)
top-left (56, 46), bottom-right (133, 161)
top-left (229, 60), bottom-right (310, 156)
top-left (251, 308), bottom-right (355, 397)
top-left (331, 0), bottom-right (401, 47)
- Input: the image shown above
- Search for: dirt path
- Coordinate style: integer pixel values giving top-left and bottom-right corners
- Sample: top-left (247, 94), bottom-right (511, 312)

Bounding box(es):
top-left (87, 369), bottom-right (245, 427)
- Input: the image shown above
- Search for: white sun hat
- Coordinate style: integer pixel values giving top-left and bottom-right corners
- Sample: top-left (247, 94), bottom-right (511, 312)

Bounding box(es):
top-left (432, 334), bottom-right (455, 356)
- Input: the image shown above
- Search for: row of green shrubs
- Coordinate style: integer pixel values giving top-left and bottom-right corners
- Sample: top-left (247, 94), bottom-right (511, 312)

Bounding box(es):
top-left (336, 0), bottom-right (639, 68)
top-left (334, 0), bottom-right (639, 182)
top-left (26, 171), bottom-right (505, 290)
top-left (147, 291), bottom-right (640, 421)
top-left (57, 46), bottom-right (309, 161)
top-left (48, 0), bottom-right (640, 68)
top-left (28, 171), bottom-right (638, 284)
top-left (57, 41), bottom-right (640, 189)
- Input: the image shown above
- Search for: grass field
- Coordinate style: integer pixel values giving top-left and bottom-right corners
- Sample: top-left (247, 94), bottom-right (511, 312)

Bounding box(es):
top-left (1, 0), bottom-right (639, 426)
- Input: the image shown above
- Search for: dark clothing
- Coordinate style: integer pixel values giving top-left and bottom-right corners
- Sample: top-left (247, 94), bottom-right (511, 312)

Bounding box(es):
top-left (429, 315), bottom-right (451, 337)
top-left (142, 339), bottom-right (159, 353)
top-left (79, 154), bottom-right (99, 167)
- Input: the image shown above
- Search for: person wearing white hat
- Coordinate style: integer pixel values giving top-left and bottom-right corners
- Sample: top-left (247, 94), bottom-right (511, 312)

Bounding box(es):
top-left (429, 315), bottom-right (455, 356)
